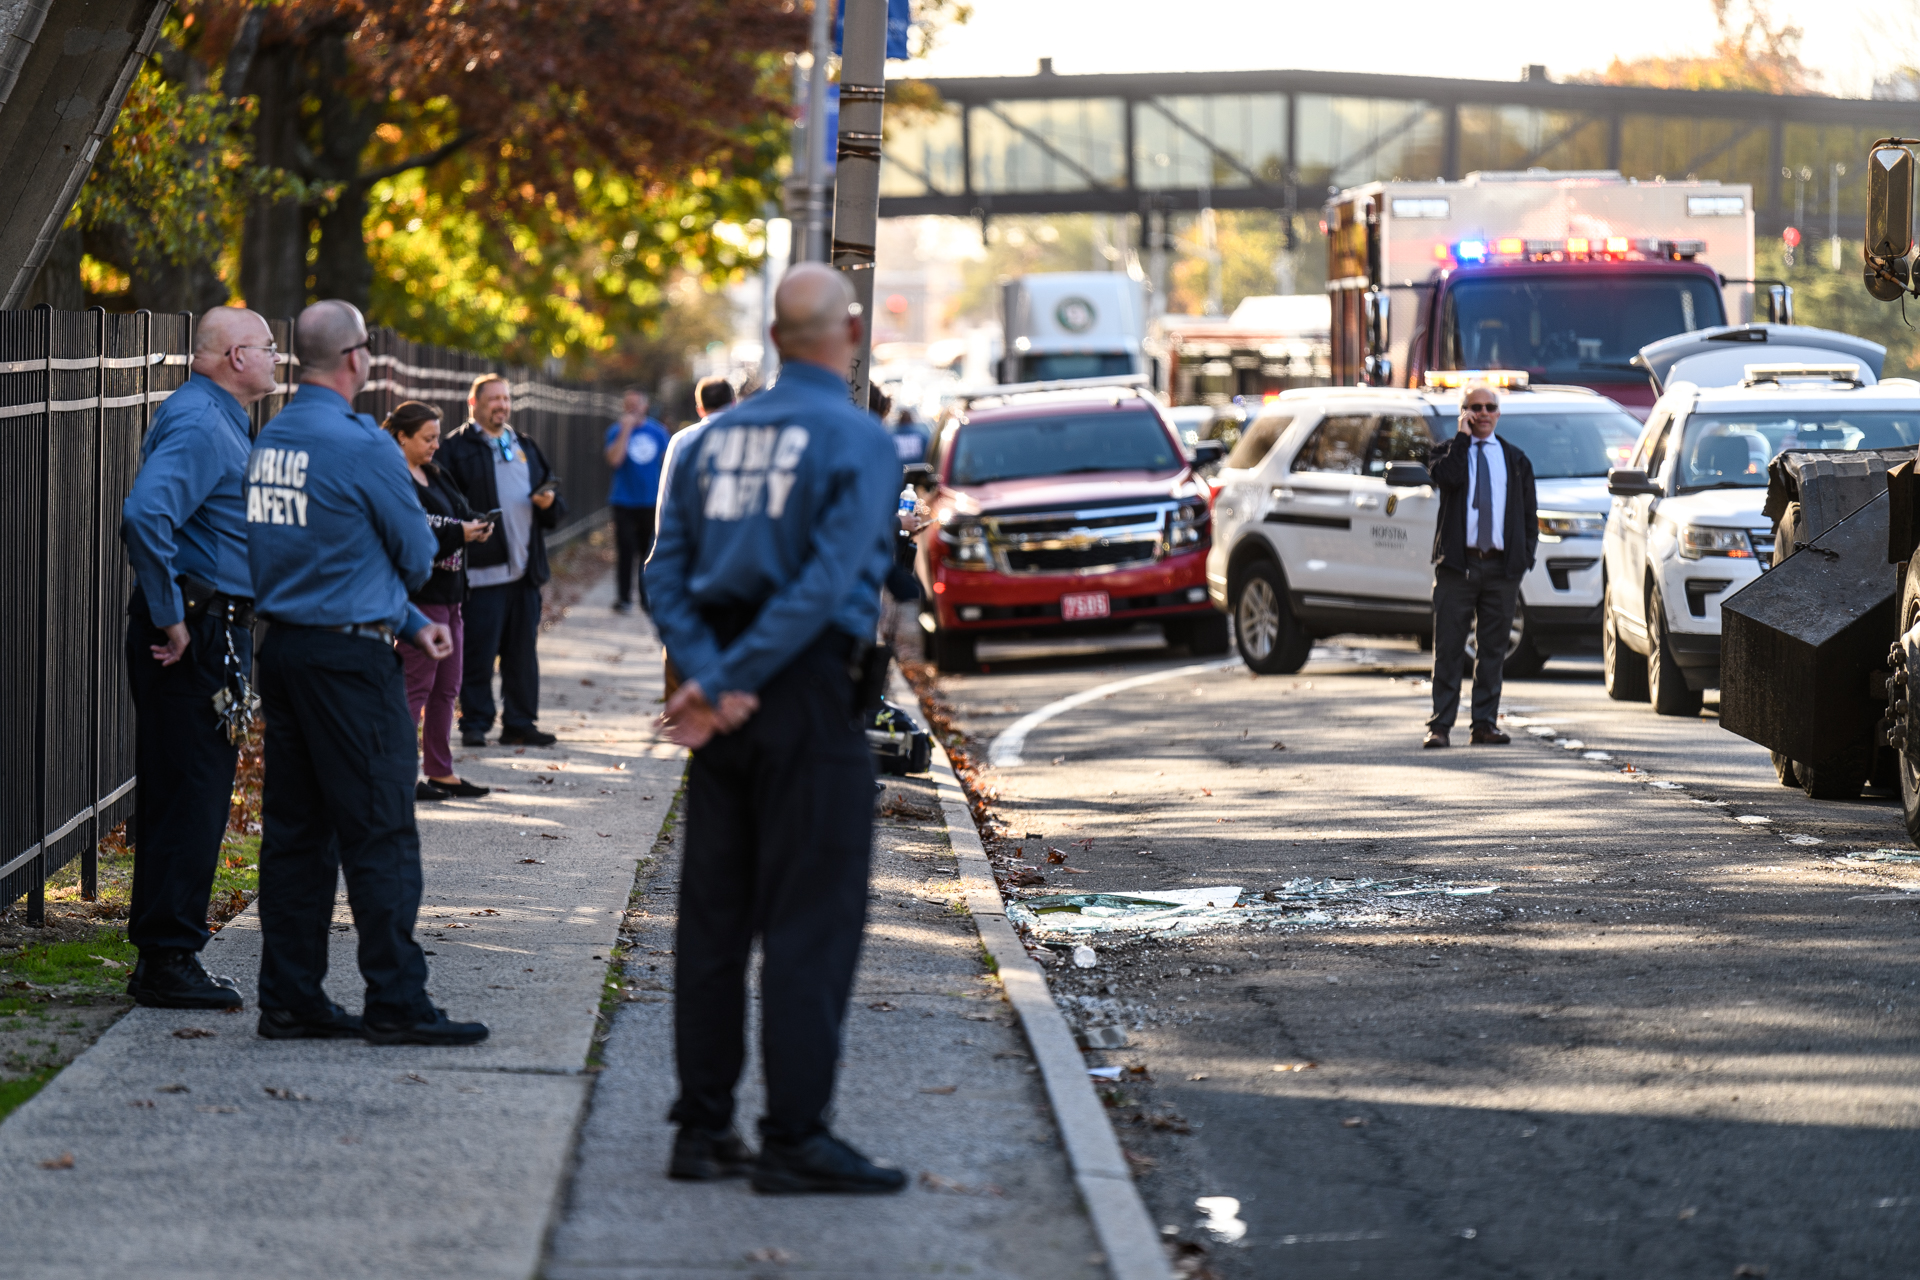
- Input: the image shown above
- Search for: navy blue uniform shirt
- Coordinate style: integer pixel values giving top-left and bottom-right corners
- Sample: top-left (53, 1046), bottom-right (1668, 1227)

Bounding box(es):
top-left (646, 359), bottom-right (898, 699)
top-left (120, 376), bottom-right (254, 627)
top-left (246, 384), bottom-right (435, 637)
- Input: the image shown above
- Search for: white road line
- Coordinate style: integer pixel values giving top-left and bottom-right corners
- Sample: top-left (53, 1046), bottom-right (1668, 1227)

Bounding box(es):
top-left (987, 658), bottom-right (1242, 767)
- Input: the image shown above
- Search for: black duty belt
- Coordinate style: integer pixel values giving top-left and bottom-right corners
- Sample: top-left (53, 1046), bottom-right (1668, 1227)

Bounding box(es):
top-left (283, 621), bottom-right (396, 644)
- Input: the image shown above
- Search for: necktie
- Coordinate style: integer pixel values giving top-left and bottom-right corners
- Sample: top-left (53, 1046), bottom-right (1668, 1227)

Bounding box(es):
top-left (1473, 441), bottom-right (1494, 552)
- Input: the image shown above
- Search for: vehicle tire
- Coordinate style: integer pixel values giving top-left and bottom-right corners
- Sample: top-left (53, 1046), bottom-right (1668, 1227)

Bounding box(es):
top-left (931, 627), bottom-right (977, 674)
top-left (1801, 735), bottom-right (1871, 801)
top-left (1894, 550), bottom-right (1920, 842)
top-left (1502, 602), bottom-right (1547, 678)
top-left (1770, 751), bottom-right (1801, 788)
top-left (1646, 585), bottom-right (1703, 717)
top-left (1602, 588), bottom-right (1649, 702)
top-left (1171, 612), bottom-right (1230, 656)
top-left (1233, 560), bottom-right (1311, 675)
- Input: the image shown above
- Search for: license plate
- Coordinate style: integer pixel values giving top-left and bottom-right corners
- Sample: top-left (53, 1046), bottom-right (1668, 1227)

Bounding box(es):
top-left (1060, 590), bottom-right (1110, 621)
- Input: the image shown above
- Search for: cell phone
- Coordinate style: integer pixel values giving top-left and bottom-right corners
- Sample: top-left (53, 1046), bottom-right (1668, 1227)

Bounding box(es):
top-left (532, 478), bottom-right (558, 498)
top-left (483, 508), bottom-right (502, 527)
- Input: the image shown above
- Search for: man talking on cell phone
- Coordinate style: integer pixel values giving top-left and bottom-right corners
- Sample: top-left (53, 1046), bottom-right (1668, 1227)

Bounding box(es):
top-left (646, 263), bottom-right (903, 1193)
top-left (440, 373), bottom-right (567, 748)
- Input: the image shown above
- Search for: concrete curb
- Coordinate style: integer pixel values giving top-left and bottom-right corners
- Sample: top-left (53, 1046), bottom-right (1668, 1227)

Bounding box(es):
top-left (909, 685), bottom-right (1172, 1280)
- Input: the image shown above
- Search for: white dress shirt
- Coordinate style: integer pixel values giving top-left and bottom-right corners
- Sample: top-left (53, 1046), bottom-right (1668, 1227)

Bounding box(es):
top-left (1463, 435), bottom-right (1507, 552)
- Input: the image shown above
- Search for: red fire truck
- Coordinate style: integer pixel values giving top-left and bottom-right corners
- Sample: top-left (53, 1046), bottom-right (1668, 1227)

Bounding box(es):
top-left (1326, 170), bottom-right (1779, 416)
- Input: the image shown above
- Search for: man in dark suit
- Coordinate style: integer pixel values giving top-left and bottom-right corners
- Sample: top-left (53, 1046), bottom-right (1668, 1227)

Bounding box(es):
top-left (1424, 382), bottom-right (1538, 749)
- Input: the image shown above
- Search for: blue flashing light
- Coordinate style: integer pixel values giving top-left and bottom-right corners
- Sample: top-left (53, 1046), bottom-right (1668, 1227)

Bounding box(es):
top-left (1455, 240), bottom-right (1487, 263)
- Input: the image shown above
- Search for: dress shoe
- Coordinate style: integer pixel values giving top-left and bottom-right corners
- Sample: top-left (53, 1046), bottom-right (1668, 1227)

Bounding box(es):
top-left (1470, 726), bottom-right (1511, 745)
top-left (134, 949), bottom-right (243, 1010)
top-left (668, 1126), bottom-right (757, 1180)
top-left (612, 600), bottom-right (634, 615)
top-left (752, 1132), bottom-right (907, 1195)
top-left (125, 957), bottom-right (144, 996)
top-left (461, 730), bottom-right (489, 748)
top-left (258, 1002), bottom-right (364, 1040)
top-left (428, 777), bottom-right (490, 798)
top-left (1422, 730), bottom-right (1450, 749)
top-left (498, 727), bottom-right (557, 747)
top-left (416, 780), bottom-right (450, 802)
top-left (362, 1006), bottom-right (490, 1046)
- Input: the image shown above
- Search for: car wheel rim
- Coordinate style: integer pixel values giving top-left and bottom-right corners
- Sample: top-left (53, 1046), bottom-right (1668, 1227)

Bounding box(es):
top-left (1239, 579), bottom-right (1280, 659)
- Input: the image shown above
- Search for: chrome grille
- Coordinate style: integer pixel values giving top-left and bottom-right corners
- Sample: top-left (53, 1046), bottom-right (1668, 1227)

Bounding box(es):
top-left (983, 501), bottom-right (1175, 576)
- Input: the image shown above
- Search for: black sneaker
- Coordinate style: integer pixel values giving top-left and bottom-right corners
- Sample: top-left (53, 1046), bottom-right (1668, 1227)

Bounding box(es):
top-left (498, 727), bottom-right (557, 747)
top-left (134, 949), bottom-right (243, 1010)
top-left (362, 1006), bottom-right (489, 1046)
top-left (461, 730), bottom-right (489, 748)
top-left (415, 780), bottom-right (450, 802)
top-left (668, 1126), bottom-right (757, 1180)
top-left (751, 1132), bottom-right (907, 1195)
top-left (258, 1003), bottom-right (364, 1040)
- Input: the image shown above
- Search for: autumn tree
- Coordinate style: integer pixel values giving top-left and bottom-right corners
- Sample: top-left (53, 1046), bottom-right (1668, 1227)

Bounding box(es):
top-left (1585, 0), bottom-right (1819, 94)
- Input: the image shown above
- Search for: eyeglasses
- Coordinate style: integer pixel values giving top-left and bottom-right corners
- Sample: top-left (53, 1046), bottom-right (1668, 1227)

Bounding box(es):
top-left (340, 339), bottom-right (372, 356)
top-left (227, 342), bottom-right (279, 359)
top-left (1463, 402), bottom-right (1501, 414)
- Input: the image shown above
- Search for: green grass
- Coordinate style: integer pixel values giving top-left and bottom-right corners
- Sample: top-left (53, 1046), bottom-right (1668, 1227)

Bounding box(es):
top-left (213, 832), bottom-right (260, 902)
top-left (0, 931), bottom-right (137, 992)
top-left (0, 1068), bottom-right (58, 1121)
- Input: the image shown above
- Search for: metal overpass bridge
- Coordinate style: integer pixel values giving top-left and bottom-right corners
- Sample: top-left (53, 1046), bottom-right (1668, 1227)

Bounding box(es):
top-left (877, 66), bottom-right (1920, 239)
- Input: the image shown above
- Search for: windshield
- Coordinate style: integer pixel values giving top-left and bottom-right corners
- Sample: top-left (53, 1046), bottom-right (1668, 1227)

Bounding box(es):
top-left (1442, 275), bottom-right (1726, 383)
top-left (948, 410), bottom-right (1182, 486)
top-left (1431, 408), bottom-right (1643, 478)
top-left (1019, 353), bottom-right (1135, 381)
top-left (1674, 409), bottom-right (1920, 491)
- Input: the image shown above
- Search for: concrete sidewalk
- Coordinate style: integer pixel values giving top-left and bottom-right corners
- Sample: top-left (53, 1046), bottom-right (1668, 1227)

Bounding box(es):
top-left (0, 574), bottom-right (681, 1279)
top-left (0, 572), bottom-right (1113, 1279)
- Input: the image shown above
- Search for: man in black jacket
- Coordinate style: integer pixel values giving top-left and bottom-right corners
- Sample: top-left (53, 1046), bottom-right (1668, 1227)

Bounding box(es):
top-left (1424, 382), bottom-right (1538, 749)
top-left (439, 373), bottom-right (569, 747)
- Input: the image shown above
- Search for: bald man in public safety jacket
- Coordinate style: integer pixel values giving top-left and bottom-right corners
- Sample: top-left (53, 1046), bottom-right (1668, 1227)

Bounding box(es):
top-left (246, 300), bottom-right (488, 1047)
top-left (645, 264), bottom-right (905, 1194)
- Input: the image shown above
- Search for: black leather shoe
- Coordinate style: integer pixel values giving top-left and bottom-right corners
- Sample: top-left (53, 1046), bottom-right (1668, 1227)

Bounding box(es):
top-left (125, 957), bottom-right (144, 996)
top-left (612, 600), bottom-right (634, 615)
top-left (1422, 730), bottom-right (1450, 749)
top-left (258, 1003), bottom-right (364, 1040)
top-left (362, 1006), bottom-right (489, 1046)
top-left (752, 1132), bottom-right (907, 1195)
top-left (461, 730), bottom-right (489, 747)
top-left (416, 780), bottom-right (450, 802)
top-left (429, 777), bottom-right (491, 798)
top-left (1470, 726), bottom-right (1512, 745)
top-left (668, 1126), bottom-right (757, 1180)
top-left (498, 727), bottom-right (558, 747)
top-left (134, 949), bottom-right (243, 1010)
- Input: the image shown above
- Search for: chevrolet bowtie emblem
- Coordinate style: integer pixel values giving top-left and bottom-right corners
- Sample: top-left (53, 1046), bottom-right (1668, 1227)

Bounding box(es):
top-left (1066, 533), bottom-right (1094, 549)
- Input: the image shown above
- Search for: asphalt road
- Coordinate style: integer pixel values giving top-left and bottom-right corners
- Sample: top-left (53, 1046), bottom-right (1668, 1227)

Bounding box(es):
top-left (927, 626), bottom-right (1920, 1280)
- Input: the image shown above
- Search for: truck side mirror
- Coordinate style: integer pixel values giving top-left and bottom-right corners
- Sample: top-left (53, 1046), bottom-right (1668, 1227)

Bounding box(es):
top-left (1765, 283), bottom-right (1794, 325)
top-left (1190, 440), bottom-right (1226, 466)
top-left (1383, 461), bottom-right (1431, 488)
top-left (1607, 467), bottom-right (1661, 497)
top-left (1867, 146), bottom-right (1915, 301)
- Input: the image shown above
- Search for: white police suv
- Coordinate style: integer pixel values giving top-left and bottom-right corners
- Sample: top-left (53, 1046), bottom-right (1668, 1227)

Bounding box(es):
top-left (1602, 323), bottom-right (1915, 714)
top-left (1207, 375), bottom-right (1642, 674)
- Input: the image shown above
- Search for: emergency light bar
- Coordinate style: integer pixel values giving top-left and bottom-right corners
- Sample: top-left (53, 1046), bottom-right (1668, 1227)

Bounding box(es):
top-left (1447, 237), bottom-right (1705, 264)
top-left (1739, 362), bottom-right (1863, 388)
top-left (1423, 370), bottom-right (1532, 390)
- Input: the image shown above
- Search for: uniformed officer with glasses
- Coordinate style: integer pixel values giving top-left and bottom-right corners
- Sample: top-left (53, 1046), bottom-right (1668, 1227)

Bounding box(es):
top-left (246, 299), bottom-right (488, 1045)
top-left (120, 307), bottom-right (280, 1008)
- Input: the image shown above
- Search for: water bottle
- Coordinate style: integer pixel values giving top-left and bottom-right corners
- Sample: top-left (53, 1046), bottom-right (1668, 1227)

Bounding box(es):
top-left (899, 485), bottom-right (917, 518)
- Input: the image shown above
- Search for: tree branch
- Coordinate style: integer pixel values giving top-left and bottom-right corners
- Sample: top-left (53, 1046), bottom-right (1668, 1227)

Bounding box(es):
top-left (354, 131), bottom-right (480, 188)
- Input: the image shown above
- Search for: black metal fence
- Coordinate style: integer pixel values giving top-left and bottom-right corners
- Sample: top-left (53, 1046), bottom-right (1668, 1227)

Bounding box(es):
top-left (1, 307), bottom-right (622, 917)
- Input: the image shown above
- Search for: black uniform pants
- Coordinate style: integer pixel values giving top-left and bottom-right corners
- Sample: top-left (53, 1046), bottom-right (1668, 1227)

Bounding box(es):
top-left (460, 576), bottom-right (542, 736)
top-left (125, 587), bottom-right (248, 954)
top-left (611, 504), bottom-right (656, 609)
top-left (255, 626), bottom-right (432, 1024)
top-left (1428, 558), bottom-right (1521, 734)
top-left (671, 631), bottom-right (874, 1144)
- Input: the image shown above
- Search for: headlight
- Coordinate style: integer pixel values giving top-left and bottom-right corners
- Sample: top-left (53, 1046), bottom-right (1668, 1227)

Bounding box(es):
top-left (937, 514), bottom-right (990, 565)
top-left (1538, 510), bottom-right (1605, 539)
top-left (1678, 525), bottom-right (1753, 560)
top-left (1166, 499), bottom-right (1211, 549)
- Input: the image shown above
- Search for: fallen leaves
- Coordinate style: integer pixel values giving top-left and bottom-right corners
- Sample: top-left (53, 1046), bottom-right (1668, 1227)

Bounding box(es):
top-left (1272, 1061), bottom-right (1318, 1072)
top-left (470, 909), bottom-right (499, 916)
top-left (919, 1084), bottom-right (958, 1095)
top-left (155, 1083), bottom-right (190, 1094)
top-left (172, 1028), bottom-right (215, 1039)
top-left (1270, 741), bottom-right (1287, 751)
top-left (90, 955), bottom-right (127, 969)
top-left (538, 832), bottom-right (561, 840)
top-left (1122, 1149), bottom-right (1158, 1171)
top-left (1187, 1072), bottom-right (1210, 1081)
top-left (127, 1098), bottom-right (155, 1108)
top-left (196, 1105), bottom-right (239, 1114)
top-left (517, 858), bottom-right (546, 865)
top-left (396, 1073), bottom-right (429, 1086)
top-left (263, 1087), bottom-right (312, 1101)
top-left (1060, 866), bottom-right (1092, 875)
top-left (744, 1248), bottom-right (792, 1264)
top-left (1341, 1116), bottom-right (1366, 1128)
top-left (867, 1001), bottom-right (898, 1012)
top-left (919, 1171), bottom-right (1004, 1196)
top-left (38, 1152), bottom-right (74, 1169)
top-left (1045, 848), bottom-right (1069, 864)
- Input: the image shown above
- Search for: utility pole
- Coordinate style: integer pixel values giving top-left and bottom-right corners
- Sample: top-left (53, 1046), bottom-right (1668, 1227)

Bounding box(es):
top-left (1831, 161), bottom-right (1848, 271)
top-left (831, 0), bottom-right (887, 407)
top-left (800, 0), bottom-right (833, 264)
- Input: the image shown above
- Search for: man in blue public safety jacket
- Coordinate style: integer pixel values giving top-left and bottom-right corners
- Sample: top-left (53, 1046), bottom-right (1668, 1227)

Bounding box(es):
top-left (645, 264), bottom-right (905, 1193)
top-left (246, 299), bottom-right (488, 1046)
top-left (119, 306), bottom-right (279, 1009)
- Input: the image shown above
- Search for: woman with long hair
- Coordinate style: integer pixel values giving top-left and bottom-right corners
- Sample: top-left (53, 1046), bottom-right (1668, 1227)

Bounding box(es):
top-left (383, 400), bottom-right (493, 800)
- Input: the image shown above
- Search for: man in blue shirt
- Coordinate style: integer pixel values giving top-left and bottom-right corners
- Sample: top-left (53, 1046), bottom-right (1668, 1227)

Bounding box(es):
top-left (604, 386), bottom-right (670, 615)
top-left (247, 299), bottom-right (487, 1047)
top-left (646, 263), bottom-right (904, 1194)
top-left (120, 306), bottom-right (279, 1009)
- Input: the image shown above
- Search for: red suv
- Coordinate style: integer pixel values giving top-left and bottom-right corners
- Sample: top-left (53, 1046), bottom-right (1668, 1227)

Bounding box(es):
top-left (915, 386), bottom-right (1228, 672)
